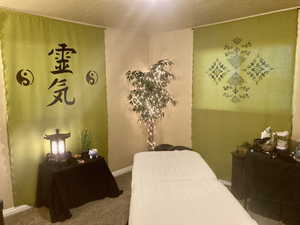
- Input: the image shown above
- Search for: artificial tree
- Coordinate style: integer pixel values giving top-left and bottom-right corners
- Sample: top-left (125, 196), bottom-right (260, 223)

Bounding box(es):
top-left (126, 59), bottom-right (176, 150)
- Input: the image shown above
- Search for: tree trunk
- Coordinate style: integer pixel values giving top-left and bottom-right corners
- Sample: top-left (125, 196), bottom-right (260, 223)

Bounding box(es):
top-left (145, 121), bottom-right (156, 151)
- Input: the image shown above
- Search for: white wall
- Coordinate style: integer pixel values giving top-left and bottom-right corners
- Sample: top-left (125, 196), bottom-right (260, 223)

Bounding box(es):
top-left (148, 29), bottom-right (193, 147)
top-left (0, 45), bottom-right (14, 209)
top-left (105, 29), bottom-right (193, 171)
top-left (105, 29), bottom-right (149, 171)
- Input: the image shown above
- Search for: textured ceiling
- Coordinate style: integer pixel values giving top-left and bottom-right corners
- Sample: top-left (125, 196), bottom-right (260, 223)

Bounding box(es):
top-left (0, 0), bottom-right (299, 32)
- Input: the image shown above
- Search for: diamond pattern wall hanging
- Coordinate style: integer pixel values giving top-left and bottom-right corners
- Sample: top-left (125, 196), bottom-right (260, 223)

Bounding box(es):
top-left (207, 37), bottom-right (274, 103)
top-left (224, 37), bottom-right (252, 69)
top-left (207, 59), bottom-right (229, 84)
top-left (223, 72), bottom-right (250, 103)
top-left (244, 54), bottom-right (274, 84)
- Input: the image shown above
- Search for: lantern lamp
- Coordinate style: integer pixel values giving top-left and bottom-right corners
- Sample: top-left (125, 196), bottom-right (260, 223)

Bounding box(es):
top-left (44, 129), bottom-right (71, 161)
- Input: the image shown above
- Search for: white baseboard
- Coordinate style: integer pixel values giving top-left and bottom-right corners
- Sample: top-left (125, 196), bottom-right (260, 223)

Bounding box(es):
top-left (3, 205), bottom-right (32, 217)
top-left (112, 165), bottom-right (132, 177)
top-left (219, 179), bottom-right (231, 186)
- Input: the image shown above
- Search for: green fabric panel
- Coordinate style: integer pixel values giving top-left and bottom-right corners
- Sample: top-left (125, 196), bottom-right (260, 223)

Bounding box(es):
top-left (192, 10), bottom-right (297, 181)
top-left (1, 10), bottom-right (108, 205)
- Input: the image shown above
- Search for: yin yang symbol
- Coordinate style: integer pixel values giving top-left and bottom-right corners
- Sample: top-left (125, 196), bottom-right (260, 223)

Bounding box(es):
top-left (16, 69), bottom-right (34, 86)
top-left (86, 70), bottom-right (99, 85)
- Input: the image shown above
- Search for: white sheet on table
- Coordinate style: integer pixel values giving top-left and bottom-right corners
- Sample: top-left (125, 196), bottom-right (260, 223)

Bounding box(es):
top-left (129, 151), bottom-right (258, 225)
top-left (130, 179), bottom-right (257, 225)
top-left (132, 151), bottom-right (216, 185)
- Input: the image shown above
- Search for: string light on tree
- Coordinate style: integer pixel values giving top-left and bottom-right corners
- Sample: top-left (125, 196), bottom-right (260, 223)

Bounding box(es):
top-left (126, 59), bottom-right (176, 150)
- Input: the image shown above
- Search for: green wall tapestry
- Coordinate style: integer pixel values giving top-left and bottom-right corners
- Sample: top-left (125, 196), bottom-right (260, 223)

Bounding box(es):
top-left (1, 10), bottom-right (108, 205)
top-left (193, 10), bottom-right (298, 180)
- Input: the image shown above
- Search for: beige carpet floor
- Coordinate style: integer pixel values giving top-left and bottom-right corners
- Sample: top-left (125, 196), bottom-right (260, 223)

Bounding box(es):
top-left (5, 172), bottom-right (284, 225)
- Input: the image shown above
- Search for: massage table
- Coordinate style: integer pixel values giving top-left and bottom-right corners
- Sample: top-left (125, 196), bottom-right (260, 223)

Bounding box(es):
top-left (129, 150), bottom-right (257, 225)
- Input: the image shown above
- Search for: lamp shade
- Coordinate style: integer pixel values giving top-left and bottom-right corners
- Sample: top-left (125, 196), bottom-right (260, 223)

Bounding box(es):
top-left (44, 129), bottom-right (71, 155)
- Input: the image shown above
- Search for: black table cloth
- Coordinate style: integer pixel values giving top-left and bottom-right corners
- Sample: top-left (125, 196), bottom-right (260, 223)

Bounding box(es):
top-left (232, 151), bottom-right (300, 225)
top-left (0, 200), bottom-right (4, 225)
top-left (36, 157), bottom-right (122, 223)
top-left (246, 152), bottom-right (300, 224)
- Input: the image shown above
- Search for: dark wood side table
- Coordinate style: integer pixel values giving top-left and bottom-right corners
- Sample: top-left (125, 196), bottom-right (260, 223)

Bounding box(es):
top-left (36, 157), bottom-right (122, 223)
top-left (0, 200), bottom-right (4, 225)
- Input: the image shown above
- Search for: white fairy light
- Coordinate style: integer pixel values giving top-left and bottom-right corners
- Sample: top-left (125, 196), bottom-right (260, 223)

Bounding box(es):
top-left (126, 59), bottom-right (176, 150)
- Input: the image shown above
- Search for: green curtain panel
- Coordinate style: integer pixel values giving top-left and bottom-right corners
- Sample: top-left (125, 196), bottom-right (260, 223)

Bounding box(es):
top-left (192, 10), bottom-right (298, 180)
top-left (1, 10), bottom-right (108, 205)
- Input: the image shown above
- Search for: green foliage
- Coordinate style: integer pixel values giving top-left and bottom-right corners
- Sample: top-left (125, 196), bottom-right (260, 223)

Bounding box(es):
top-left (126, 59), bottom-right (176, 123)
top-left (81, 128), bottom-right (92, 150)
